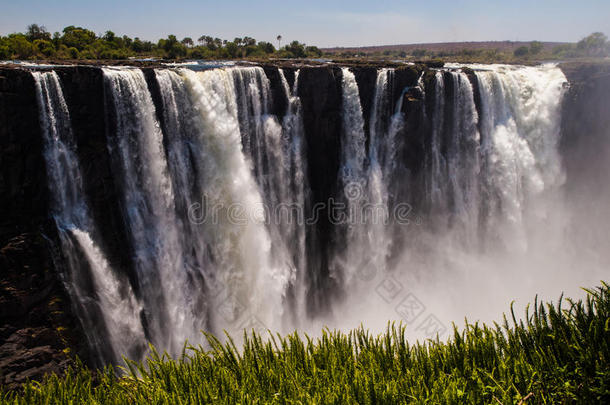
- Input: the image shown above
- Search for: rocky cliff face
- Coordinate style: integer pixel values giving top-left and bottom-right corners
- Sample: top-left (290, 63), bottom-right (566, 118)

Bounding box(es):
top-left (0, 68), bottom-right (88, 390)
top-left (559, 61), bottom-right (610, 257)
top-left (0, 61), bottom-right (609, 389)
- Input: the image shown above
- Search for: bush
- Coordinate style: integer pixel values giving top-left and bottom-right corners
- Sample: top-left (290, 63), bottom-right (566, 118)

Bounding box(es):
top-left (577, 32), bottom-right (608, 56)
top-left (0, 44), bottom-right (10, 59)
top-left (305, 45), bottom-right (322, 57)
top-left (285, 40), bottom-right (306, 58)
top-left (33, 39), bottom-right (55, 57)
top-left (61, 26), bottom-right (96, 51)
top-left (514, 46), bottom-right (529, 57)
top-left (7, 34), bottom-right (35, 59)
top-left (529, 40), bottom-right (543, 55)
top-left (67, 47), bottom-right (79, 59)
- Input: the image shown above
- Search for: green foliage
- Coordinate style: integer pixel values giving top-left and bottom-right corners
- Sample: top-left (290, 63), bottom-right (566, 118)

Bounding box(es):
top-left (577, 32), bottom-right (609, 56)
top-left (3, 282), bottom-right (610, 404)
top-left (0, 44), bottom-right (10, 60)
top-left (284, 40), bottom-right (306, 58)
top-left (2, 25), bottom-right (607, 63)
top-left (306, 45), bottom-right (322, 57)
top-left (6, 34), bottom-right (35, 59)
top-left (181, 37), bottom-right (193, 47)
top-left (26, 24), bottom-right (50, 41)
top-left (61, 26), bottom-right (96, 51)
top-left (257, 41), bottom-right (276, 54)
top-left (0, 24), bottom-right (321, 61)
top-left (514, 45), bottom-right (530, 57)
top-left (529, 40), bottom-right (543, 55)
top-left (412, 48), bottom-right (427, 57)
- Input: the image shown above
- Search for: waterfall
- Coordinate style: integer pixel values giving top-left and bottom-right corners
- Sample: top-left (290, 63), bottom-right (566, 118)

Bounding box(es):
top-left (278, 68), bottom-right (309, 322)
top-left (474, 64), bottom-right (566, 251)
top-left (176, 67), bottom-right (290, 334)
top-left (335, 68), bottom-right (368, 286)
top-left (103, 67), bottom-right (200, 356)
top-left (445, 71), bottom-right (481, 244)
top-left (30, 62), bottom-right (581, 362)
top-left (33, 71), bottom-right (145, 364)
top-left (427, 71), bottom-right (447, 217)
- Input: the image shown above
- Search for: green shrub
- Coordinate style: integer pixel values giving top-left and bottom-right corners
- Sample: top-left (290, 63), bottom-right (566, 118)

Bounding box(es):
top-left (514, 46), bottom-right (530, 57)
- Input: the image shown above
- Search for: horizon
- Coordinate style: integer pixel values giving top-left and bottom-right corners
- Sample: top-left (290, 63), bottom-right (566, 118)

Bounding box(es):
top-left (1, 0), bottom-right (608, 48)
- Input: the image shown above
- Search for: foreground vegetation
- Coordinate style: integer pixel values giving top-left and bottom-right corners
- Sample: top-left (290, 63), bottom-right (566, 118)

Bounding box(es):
top-left (1, 282), bottom-right (609, 404)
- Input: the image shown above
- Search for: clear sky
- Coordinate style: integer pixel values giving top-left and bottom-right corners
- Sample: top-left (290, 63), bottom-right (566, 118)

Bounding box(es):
top-left (1, 0), bottom-right (609, 48)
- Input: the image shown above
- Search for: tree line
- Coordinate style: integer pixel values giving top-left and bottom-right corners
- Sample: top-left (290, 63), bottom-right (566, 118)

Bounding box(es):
top-left (0, 24), bottom-right (323, 60)
top-left (330, 32), bottom-right (610, 63)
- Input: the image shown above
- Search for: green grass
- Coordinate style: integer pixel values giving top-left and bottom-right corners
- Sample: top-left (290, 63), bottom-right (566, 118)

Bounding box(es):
top-left (3, 283), bottom-right (610, 404)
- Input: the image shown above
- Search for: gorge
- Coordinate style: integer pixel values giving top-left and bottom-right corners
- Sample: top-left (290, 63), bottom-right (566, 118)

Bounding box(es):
top-left (1, 60), bottom-right (609, 388)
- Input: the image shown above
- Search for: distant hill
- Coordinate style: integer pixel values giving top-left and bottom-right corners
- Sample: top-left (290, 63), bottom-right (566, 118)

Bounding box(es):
top-left (323, 41), bottom-right (569, 54)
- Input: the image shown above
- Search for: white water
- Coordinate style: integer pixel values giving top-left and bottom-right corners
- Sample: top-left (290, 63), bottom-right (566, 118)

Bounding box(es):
top-left (322, 64), bottom-right (606, 341)
top-left (475, 65), bottom-right (566, 251)
top-left (335, 68), bottom-right (369, 287)
top-left (33, 71), bottom-right (145, 364)
top-left (38, 63), bottom-right (608, 361)
top-left (103, 68), bottom-right (200, 356)
top-left (278, 68), bottom-right (309, 323)
top-left (178, 67), bottom-right (290, 334)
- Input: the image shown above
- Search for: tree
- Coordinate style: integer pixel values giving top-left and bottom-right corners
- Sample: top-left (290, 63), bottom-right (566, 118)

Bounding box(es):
top-left (7, 34), bottom-right (35, 59)
top-left (26, 24), bottom-right (50, 41)
top-left (577, 32), bottom-right (608, 56)
top-left (225, 41), bottom-right (238, 57)
top-left (242, 36), bottom-right (256, 46)
top-left (529, 41), bottom-right (543, 55)
top-left (306, 46), bottom-right (322, 57)
top-left (61, 26), bottom-right (97, 51)
top-left (412, 49), bottom-right (427, 57)
top-left (257, 41), bottom-right (275, 54)
top-left (181, 37), bottom-right (194, 48)
top-left (276, 35), bottom-right (282, 50)
top-left (286, 41), bottom-right (306, 58)
top-left (103, 31), bottom-right (116, 42)
top-left (0, 42), bottom-right (10, 59)
top-left (160, 35), bottom-right (187, 59)
top-left (514, 46), bottom-right (529, 57)
top-left (132, 37), bottom-right (144, 53)
top-left (33, 39), bottom-right (55, 57)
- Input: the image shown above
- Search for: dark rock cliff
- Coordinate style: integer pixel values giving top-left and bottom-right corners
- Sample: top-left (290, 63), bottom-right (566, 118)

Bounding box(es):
top-left (297, 66), bottom-right (344, 315)
top-left (559, 62), bottom-right (610, 191)
top-left (0, 68), bottom-right (87, 390)
top-left (0, 69), bottom-right (47, 239)
top-left (559, 61), bottom-right (610, 258)
top-left (55, 67), bottom-right (133, 279)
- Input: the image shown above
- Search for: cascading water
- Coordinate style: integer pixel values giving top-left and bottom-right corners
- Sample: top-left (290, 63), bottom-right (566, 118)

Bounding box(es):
top-left (32, 61), bottom-right (605, 363)
top-left (334, 68), bottom-right (368, 286)
top-left (445, 71), bottom-right (481, 244)
top-left (474, 65), bottom-right (566, 251)
top-left (33, 71), bottom-right (145, 364)
top-left (156, 67), bottom-right (291, 336)
top-left (277, 68), bottom-right (310, 322)
top-left (103, 67), bottom-right (201, 356)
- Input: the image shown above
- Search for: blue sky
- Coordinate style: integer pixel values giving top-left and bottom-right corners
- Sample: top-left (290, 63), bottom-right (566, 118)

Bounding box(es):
top-left (1, 0), bottom-right (608, 47)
